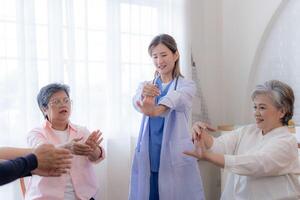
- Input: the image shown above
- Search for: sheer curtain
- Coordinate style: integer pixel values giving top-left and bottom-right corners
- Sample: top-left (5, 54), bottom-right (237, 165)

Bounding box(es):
top-left (0, 0), bottom-right (190, 199)
top-left (246, 0), bottom-right (300, 124)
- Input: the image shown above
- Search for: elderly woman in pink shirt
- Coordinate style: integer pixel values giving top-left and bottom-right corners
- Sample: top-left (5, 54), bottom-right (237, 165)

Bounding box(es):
top-left (25, 83), bottom-right (105, 200)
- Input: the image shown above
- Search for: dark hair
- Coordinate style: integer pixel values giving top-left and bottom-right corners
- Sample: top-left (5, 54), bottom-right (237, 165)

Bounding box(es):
top-left (251, 80), bottom-right (294, 125)
top-left (148, 34), bottom-right (183, 78)
top-left (37, 83), bottom-right (70, 119)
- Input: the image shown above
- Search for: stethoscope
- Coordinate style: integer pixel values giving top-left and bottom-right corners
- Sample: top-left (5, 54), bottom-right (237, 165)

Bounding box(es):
top-left (152, 75), bottom-right (179, 91)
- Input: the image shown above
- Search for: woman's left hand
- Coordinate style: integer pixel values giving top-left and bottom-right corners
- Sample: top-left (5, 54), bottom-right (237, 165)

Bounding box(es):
top-left (184, 132), bottom-right (207, 159)
top-left (85, 130), bottom-right (103, 151)
top-left (85, 130), bottom-right (104, 161)
top-left (64, 137), bottom-right (93, 156)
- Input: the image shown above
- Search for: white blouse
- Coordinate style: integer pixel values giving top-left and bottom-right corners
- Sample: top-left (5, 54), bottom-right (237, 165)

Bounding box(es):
top-left (53, 129), bottom-right (78, 200)
top-left (211, 124), bottom-right (300, 200)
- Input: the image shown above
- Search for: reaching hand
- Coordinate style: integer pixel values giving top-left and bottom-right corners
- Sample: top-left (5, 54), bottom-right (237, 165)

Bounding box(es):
top-left (33, 144), bottom-right (73, 176)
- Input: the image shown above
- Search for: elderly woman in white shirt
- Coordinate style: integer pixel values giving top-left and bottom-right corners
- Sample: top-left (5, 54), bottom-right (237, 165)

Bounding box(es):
top-left (185, 80), bottom-right (300, 200)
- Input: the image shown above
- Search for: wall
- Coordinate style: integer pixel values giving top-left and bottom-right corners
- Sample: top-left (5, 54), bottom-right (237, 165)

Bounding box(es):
top-left (221, 0), bottom-right (282, 124)
top-left (190, 0), bottom-right (282, 124)
top-left (189, 0), bottom-right (283, 199)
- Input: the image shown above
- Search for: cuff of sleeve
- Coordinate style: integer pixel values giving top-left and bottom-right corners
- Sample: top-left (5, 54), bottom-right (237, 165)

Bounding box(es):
top-left (159, 91), bottom-right (180, 109)
top-left (224, 154), bottom-right (235, 169)
top-left (91, 146), bottom-right (105, 163)
top-left (24, 153), bottom-right (38, 171)
top-left (98, 146), bottom-right (103, 158)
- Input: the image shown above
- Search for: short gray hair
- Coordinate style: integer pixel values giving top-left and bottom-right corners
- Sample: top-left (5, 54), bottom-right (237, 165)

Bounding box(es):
top-left (37, 83), bottom-right (70, 119)
top-left (251, 80), bottom-right (294, 125)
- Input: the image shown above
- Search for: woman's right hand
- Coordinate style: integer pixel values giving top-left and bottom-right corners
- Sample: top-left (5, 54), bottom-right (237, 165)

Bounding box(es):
top-left (184, 131), bottom-right (207, 160)
top-left (192, 121), bottom-right (216, 149)
top-left (63, 137), bottom-right (93, 156)
top-left (142, 82), bottom-right (160, 98)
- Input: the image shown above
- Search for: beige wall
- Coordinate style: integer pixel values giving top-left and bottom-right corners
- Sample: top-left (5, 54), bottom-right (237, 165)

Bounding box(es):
top-left (189, 0), bottom-right (283, 199)
top-left (190, 0), bottom-right (282, 125)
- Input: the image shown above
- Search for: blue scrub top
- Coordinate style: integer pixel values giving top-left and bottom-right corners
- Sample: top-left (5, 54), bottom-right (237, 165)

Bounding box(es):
top-left (149, 77), bottom-right (173, 172)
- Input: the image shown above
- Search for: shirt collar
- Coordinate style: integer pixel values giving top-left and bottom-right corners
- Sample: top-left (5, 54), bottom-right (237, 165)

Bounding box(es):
top-left (262, 125), bottom-right (288, 139)
top-left (43, 120), bottom-right (77, 132)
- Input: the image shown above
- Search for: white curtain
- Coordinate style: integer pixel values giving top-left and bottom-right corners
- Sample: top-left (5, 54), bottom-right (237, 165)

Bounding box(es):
top-left (246, 0), bottom-right (300, 124)
top-left (0, 0), bottom-right (190, 199)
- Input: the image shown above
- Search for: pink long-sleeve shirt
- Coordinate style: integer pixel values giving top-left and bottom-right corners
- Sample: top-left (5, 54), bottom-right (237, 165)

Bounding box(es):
top-left (25, 121), bottom-right (105, 200)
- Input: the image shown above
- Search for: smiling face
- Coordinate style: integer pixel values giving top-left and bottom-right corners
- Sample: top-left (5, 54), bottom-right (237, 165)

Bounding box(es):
top-left (43, 90), bottom-right (71, 127)
top-left (150, 43), bottom-right (179, 81)
top-left (253, 94), bottom-right (285, 134)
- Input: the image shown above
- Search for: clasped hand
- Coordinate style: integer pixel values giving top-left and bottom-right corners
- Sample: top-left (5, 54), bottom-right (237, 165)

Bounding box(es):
top-left (142, 82), bottom-right (160, 97)
top-left (64, 130), bottom-right (103, 157)
top-left (32, 144), bottom-right (73, 177)
top-left (184, 122), bottom-right (216, 159)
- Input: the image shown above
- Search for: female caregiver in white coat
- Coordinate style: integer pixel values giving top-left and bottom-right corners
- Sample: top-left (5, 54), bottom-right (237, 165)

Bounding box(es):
top-left (129, 34), bottom-right (205, 200)
top-left (185, 80), bottom-right (300, 199)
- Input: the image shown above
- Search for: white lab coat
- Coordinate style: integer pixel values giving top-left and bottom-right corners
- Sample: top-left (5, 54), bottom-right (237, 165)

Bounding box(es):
top-left (213, 124), bottom-right (300, 200)
top-left (129, 77), bottom-right (205, 200)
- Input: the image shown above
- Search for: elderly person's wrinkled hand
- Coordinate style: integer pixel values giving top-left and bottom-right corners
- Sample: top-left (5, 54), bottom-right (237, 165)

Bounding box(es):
top-left (32, 144), bottom-right (73, 176)
top-left (192, 121), bottom-right (216, 148)
top-left (184, 132), bottom-right (207, 160)
top-left (85, 130), bottom-right (104, 161)
top-left (85, 130), bottom-right (103, 150)
top-left (192, 121), bottom-right (216, 135)
top-left (64, 137), bottom-right (93, 156)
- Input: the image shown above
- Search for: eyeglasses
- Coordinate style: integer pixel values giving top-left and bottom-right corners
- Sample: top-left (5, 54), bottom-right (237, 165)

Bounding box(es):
top-left (48, 97), bottom-right (72, 107)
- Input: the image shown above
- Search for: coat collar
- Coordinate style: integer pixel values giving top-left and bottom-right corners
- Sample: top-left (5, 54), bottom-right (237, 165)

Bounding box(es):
top-left (43, 120), bottom-right (77, 132)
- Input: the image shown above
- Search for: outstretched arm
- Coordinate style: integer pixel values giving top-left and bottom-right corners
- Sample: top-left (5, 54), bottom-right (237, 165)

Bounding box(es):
top-left (0, 147), bottom-right (32, 160)
top-left (0, 154), bottom-right (37, 186)
top-left (0, 143), bottom-right (73, 184)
